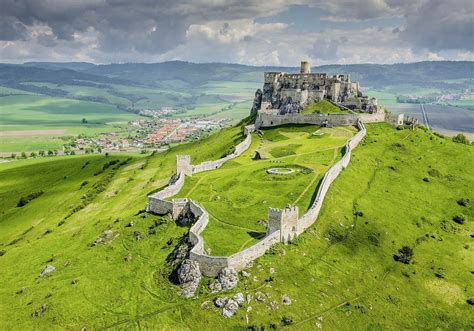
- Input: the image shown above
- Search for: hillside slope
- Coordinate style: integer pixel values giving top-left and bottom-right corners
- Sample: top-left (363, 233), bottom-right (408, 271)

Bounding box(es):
top-left (0, 122), bottom-right (472, 329)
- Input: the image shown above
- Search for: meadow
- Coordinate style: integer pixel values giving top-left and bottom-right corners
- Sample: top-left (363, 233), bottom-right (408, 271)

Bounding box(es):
top-left (0, 119), bottom-right (472, 329)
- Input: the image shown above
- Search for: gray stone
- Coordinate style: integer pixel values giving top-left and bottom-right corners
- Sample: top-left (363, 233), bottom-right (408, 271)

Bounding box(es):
top-left (91, 229), bottom-right (114, 246)
top-left (241, 270), bottom-right (250, 278)
top-left (177, 259), bottom-right (201, 298)
top-left (218, 267), bottom-right (238, 290)
top-left (222, 299), bottom-right (239, 317)
top-left (233, 293), bottom-right (244, 306)
top-left (269, 300), bottom-right (279, 310)
top-left (40, 265), bottom-right (55, 277)
top-left (255, 291), bottom-right (266, 302)
top-left (209, 280), bottom-right (222, 293)
top-left (214, 297), bottom-right (228, 308)
top-left (282, 294), bottom-right (292, 305)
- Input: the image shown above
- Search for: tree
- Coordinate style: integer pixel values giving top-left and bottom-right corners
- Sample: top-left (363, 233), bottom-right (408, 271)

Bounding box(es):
top-left (82, 118), bottom-right (88, 124)
top-left (39, 150), bottom-right (45, 157)
top-left (53, 150), bottom-right (58, 156)
top-left (21, 152), bottom-right (27, 159)
top-left (70, 151), bottom-right (76, 155)
top-left (30, 152), bottom-right (37, 158)
top-left (97, 147), bottom-right (102, 153)
top-left (48, 150), bottom-right (54, 156)
top-left (394, 246), bottom-right (413, 264)
top-left (10, 153), bottom-right (16, 159)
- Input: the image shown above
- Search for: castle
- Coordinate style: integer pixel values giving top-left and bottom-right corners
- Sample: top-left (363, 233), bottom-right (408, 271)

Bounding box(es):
top-left (145, 61), bottom-right (404, 296)
top-left (253, 61), bottom-right (382, 114)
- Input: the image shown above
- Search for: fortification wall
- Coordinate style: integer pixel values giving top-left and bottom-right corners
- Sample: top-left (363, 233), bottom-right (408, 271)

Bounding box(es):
top-left (146, 172), bottom-right (185, 214)
top-left (192, 127), bottom-right (253, 174)
top-left (144, 115), bottom-right (369, 278)
top-left (256, 112), bottom-right (359, 128)
top-left (296, 121), bottom-right (366, 234)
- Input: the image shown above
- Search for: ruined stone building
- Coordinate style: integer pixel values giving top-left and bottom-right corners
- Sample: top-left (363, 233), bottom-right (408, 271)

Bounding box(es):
top-left (251, 61), bottom-right (383, 115)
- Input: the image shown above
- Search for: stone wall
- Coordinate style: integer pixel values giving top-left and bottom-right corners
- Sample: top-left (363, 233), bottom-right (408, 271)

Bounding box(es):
top-left (191, 126), bottom-right (254, 174)
top-left (146, 172), bottom-right (185, 214)
top-left (255, 111), bottom-right (401, 129)
top-left (144, 116), bottom-right (370, 278)
top-left (297, 121), bottom-right (366, 234)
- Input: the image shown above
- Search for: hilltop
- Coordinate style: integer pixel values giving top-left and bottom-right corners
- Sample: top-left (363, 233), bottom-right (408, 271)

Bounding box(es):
top-left (0, 116), bottom-right (472, 329)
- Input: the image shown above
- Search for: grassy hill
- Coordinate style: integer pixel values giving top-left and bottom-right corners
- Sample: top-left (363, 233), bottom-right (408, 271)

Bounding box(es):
top-left (301, 100), bottom-right (349, 115)
top-left (0, 120), bottom-right (472, 329)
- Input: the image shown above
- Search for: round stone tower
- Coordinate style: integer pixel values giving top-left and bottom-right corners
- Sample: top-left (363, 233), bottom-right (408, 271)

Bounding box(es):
top-left (300, 61), bottom-right (311, 74)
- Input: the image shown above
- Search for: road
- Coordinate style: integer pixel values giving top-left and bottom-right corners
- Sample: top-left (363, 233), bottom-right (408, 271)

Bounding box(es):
top-left (420, 103), bottom-right (431, 130)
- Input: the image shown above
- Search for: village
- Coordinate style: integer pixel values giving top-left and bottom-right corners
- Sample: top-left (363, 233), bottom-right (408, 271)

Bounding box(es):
top-left (73, 116), bottom-right (228, 153)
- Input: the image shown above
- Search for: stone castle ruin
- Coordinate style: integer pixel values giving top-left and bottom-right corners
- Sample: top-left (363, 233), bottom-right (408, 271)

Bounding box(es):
top-left (251, 61), bottom-right (382, 115)
top-left (145, 62), bottom-right (404, 298)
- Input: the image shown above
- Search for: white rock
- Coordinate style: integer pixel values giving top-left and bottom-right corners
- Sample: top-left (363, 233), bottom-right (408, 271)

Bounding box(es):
top-left (40, 265), bottom-right (55, 277)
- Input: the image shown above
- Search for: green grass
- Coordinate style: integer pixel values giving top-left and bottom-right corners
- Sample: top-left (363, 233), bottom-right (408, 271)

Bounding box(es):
top-left (173, 125), bottom-right (356, 255)
top-left (0, 121), bottom-right (472, 329)
top-left (301, 100), bottom-right (349, 114)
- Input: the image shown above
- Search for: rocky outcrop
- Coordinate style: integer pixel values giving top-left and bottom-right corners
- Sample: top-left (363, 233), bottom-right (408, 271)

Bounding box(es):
top-left (177, 259), bottom-right (201, 298)
top-left (90, 230), bottom-right (114, 246)
top-left (218, 267), bottom-right (238, 290)
top-left (214, 293), bottom-right (245, 317)
top-left (250, 89), bottom-right (262, 116)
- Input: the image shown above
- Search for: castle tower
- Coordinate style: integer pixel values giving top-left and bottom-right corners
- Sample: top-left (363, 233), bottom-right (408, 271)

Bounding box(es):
top-left (176, 155), bottom-right (192, 176)
top-left (267, 205), bottom-right (299, 243)
top-left (300, 61), bottom-right (311, 74)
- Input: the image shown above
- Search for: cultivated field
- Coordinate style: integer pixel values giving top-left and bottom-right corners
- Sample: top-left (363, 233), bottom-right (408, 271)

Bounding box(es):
top-left (0, 95), bottom-right (144, 152)
top-left (1, 121), bottom-right (472, 329)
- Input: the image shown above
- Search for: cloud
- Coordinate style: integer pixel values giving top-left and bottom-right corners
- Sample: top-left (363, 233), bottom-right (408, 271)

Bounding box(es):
top-left (399, 0), bottom-right (474, 52)
top-left (0, 1), bottom-right (472, 64)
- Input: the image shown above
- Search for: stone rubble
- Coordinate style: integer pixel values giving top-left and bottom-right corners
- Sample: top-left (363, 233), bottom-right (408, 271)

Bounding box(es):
top-left (90, 230), bottom-right (114, 246)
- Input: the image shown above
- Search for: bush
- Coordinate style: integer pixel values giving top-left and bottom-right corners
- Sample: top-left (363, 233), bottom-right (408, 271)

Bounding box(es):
top-left (452, 215), bottom-right (465, 225)
top-left (457, 198), bottom-right (469, 207)
top-left (452, 133), bottom-right (470, 145)
top-left (17, 191), bottom-right (44, 207)
top-left (394, 246), bottom-right (413, 264)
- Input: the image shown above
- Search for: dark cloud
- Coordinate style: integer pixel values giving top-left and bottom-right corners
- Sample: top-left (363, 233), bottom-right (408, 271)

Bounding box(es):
top-left (0, 0), bottom-right (472, 64)
top-left (400, 0), bottom-right (474, 52)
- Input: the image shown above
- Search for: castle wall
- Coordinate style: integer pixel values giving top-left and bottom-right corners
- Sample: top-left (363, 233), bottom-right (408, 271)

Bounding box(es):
top-left (192, 127), bottom-right (253, 174)
top-left (144, 113), bottom-right (372, 278)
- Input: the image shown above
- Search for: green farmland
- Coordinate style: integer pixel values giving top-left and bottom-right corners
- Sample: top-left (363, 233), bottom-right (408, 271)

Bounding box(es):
top-left (0, 95), bottom-right (144, 152)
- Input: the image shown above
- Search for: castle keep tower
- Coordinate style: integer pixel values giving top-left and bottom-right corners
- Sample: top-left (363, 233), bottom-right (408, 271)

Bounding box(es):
top-left (300, 61), bottom-right (311, 74)
top-left (267, 205), bottom-right (299, 243)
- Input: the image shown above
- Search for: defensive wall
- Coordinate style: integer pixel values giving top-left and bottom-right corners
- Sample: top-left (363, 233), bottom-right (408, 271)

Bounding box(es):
top-left (145, 113), bottom-right (400, 277)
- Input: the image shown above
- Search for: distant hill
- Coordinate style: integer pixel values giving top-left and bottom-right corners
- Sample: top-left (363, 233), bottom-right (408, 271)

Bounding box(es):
top-left (2, 60), bottom-right (472, 88)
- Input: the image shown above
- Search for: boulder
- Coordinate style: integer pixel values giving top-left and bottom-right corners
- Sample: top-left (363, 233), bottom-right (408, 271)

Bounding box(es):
top-left (233, 293), bottom-right (244, 306)
top-left (209, 280), bottom-right (222, 293)
top-left (214, 297), bottom-right (228, 308)
top-left (218, 267), bottom-right (238, 290)
top-left (282, 294), bottom-right (292, 305)
top-left (253, 151), bottom-right (262, 160)
top-left (222, 299), bottom-right (239, 318)
top-left (40, 265), bottom-right (55, 277)
top-left (177, 259), bottom-right (201, 298)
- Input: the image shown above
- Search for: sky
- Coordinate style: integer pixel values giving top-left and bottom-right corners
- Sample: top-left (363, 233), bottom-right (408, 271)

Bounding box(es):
top-left (0, 0), bottom-right (473, 65)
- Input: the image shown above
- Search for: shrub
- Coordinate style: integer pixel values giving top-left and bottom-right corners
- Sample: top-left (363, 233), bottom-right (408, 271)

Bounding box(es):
top-left (457, 198), bottom-right (469, 207)
top-left (452, 133), bottom-right (470, 145)
top-left (423, 177), bottom-right (430, 182)
top-left (393, 246), bottom-right (413, 264)
top-left (17, 191), bottom-right (44, 207)
top-left (452, 215), bottom-right (465, 225)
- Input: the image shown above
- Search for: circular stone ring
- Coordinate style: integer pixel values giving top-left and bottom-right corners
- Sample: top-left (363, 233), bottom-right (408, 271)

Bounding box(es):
top-left (266, 167), bottom-right (295, 175)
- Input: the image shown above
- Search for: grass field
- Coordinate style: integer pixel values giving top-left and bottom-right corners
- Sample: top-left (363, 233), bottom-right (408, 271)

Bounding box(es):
top-left (301, 100), bottom-right (349, 115)
top-left (173, 124), bottom-right (355, 255)
top-left (0, 120), bottom-right (472, 329)
top-left (0, 95), bottom-right (144, 152)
